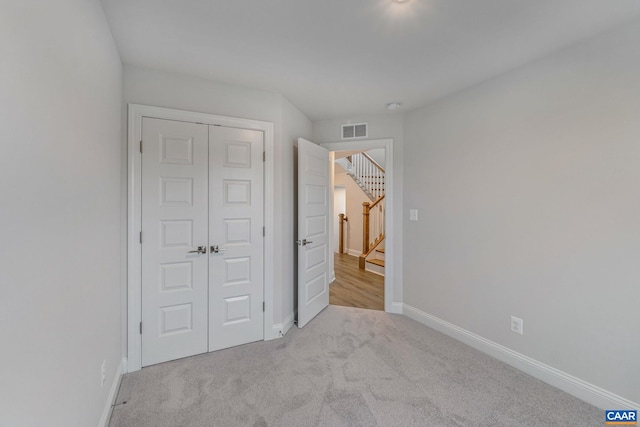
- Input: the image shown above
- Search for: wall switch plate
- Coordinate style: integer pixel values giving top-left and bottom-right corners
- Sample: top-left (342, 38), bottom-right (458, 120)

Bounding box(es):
top-left (409, 209), bottom-right (418, 221)
top-left (511, 316), bottom-right (524, 335)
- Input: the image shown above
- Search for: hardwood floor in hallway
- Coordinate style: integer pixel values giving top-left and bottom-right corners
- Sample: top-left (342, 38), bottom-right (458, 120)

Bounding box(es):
top-left (330, 253), bottom-right (384, 311)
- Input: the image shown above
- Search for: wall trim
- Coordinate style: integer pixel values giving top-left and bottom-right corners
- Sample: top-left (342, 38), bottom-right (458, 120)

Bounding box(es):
top-left (272, 312), bottom-right (295, 338)
top-left (127, 104), bottom-right (275, 372)
top-left (346, 248), bottom-right (361, 258)
top-left (402, 304), bottom-right (639, 411)
top-left (364, 266), bottom-right (384, 277)
top-left (389, 302), bottom-right (403, 314)
top-left (98, 358), bottom-right (125, 427)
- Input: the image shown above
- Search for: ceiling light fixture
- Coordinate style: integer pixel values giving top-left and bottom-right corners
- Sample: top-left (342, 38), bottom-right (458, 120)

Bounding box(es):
top-left (386, 102), bottom-right (402, 110)
top-left (393, 0), bottom-right (410, 3)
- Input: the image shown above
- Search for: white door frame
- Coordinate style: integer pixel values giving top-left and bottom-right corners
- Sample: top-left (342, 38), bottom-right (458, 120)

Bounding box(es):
top-left (320, 139), bottom-right (394, 313)
top-left (127, 104), bottom-right (275, 373)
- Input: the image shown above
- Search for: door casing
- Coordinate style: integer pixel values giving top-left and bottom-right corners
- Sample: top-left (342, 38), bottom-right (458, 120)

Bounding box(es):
top-left (321, 139), bottom-right (396, 313)
top-left (127, 104), bottom-right (275, 373)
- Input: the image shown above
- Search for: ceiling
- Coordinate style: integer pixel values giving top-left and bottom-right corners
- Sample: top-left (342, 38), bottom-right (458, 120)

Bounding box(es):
top-left (100, 0), bottom-right (640, 120)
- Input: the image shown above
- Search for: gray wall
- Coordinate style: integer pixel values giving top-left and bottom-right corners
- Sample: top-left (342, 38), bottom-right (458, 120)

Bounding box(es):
top-left (313, 114), bottom-right (404, 307)
top-left (0, 1), bottom-right (123, 426)
top-left (281, 97), bottom-right (313, 323)
top-left (403, 20), bottom-right (640, 404)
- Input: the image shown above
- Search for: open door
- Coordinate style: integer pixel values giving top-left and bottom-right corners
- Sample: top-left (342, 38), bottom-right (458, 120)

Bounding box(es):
top-left (297, 138), bottom-right (330, 328)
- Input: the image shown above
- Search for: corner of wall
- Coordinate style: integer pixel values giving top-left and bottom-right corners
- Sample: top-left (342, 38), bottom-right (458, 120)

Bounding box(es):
top-left (98, 358), bottom-right (126, 427)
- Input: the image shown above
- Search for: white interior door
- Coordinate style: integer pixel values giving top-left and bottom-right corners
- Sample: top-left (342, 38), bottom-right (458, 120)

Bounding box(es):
top-left (141, 118), bottom-right (209, 367)
top-left (208, 126), bottom-right (264, 351)
top-left (140, 118), bottom-right (265, 366)
top-left (297, 138), bottom-right (330, 328)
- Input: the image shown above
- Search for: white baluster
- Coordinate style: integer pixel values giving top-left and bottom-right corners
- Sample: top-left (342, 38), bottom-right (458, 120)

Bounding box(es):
top-left (369, 162), bottom-right (377, 199)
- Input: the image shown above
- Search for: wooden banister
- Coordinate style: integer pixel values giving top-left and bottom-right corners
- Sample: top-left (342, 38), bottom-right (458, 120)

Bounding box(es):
top-left (338, 213), bottom-right (347, 254)
top-left (369, 194), bottom-right (385, 209)
top-left (362, 202), bottom-right (370, 257)
top-left (360, 195), bottom-right (385, 269)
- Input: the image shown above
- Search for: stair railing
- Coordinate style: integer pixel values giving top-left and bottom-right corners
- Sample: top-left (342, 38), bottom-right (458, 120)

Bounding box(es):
top-left (359, 195), bottom-right (385, 269)
top-left (347, 152), bottom-right (385, 201)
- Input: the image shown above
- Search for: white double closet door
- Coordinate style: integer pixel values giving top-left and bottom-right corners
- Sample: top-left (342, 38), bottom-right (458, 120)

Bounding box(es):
top-left (141, 117), bottom-right (264, 367)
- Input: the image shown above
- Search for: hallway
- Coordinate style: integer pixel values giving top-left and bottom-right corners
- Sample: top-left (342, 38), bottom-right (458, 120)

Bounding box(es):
top-left (330, 253), bottom-right (384, 311)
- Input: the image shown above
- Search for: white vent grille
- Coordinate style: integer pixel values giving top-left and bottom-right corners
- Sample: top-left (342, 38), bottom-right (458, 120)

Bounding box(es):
top-left (341, 123), bottom-right (368, 140)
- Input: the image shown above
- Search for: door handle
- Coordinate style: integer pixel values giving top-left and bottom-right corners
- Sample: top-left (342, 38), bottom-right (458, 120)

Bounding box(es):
top-left (210, 245), bottom-right (228, 254)
top-left (188, 246), bottom-right (207, 254)
top-left (296, 239), bottom-right (313, 246)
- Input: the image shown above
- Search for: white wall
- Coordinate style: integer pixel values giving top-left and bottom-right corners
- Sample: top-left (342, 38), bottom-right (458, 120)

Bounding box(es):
top-left (0, 1), bottom-right (123, 426)
top-left (366, 148), bottom-right (386, 169)
top-left (403, 20), bottom-right (640, 405)
top-left (123, 66), bottom-right (310, 332)
top-left (313, 114), bottom-right (404, 306)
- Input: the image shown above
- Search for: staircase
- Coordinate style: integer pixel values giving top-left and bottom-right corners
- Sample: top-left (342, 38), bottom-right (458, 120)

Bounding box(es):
top-left (337, 152), bottom-right (385, 274)
top-left (335, 153), bottom-right (384, 201)
top-left (366, 247), bottom-right (385, 275)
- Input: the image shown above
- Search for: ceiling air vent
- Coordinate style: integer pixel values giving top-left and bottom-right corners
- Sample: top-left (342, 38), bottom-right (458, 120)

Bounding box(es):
top-left (341, 123), bottom-right (368, 140)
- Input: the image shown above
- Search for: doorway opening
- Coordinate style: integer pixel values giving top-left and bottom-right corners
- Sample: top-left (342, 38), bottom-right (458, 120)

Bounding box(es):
top-left (330, 148), bottom-right (385, 310)
top-left (321, 139), bottom-right (394, 313)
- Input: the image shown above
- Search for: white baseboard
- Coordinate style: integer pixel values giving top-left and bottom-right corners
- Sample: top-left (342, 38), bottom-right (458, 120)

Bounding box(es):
top-left (346, 249), bottom-right (360, 258)
top-left (402, 304), bottom-right (639, 411)
top-left (271, 312), bottom-right (295, 338)
top-left (98, 358), bottom-right (125, 427)
top-left (389, 302), bottom-right (403, 314)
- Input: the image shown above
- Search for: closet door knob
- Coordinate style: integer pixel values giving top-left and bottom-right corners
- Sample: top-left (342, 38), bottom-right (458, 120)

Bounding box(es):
top-left (188, 246), bottom-right (207, 254)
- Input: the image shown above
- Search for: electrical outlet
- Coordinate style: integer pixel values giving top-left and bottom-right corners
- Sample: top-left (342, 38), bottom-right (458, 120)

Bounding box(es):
top-left (511, 316), bottom-right (524, 335)
top-left (101, 360), bottom-right (106, 387)
top-left (409, 209), bottom-right (418, 221)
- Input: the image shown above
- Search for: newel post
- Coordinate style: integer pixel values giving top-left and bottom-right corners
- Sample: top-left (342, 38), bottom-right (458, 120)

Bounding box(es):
top-left (338, 213), bottom-right (347, 254)
top-left (362, 202), bottom-right (370, 254)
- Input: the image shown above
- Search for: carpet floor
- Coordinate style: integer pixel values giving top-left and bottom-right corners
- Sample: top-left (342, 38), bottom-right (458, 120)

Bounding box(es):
top-left (110, 306), bottom-right (601, 426)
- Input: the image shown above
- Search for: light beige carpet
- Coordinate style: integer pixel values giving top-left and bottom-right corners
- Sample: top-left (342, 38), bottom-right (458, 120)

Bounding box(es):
top-left (110, 306), bottom-right (601, 426)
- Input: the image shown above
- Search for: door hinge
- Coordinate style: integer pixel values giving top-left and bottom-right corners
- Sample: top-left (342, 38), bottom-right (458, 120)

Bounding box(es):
top-left (139, 231), bottom-right (142, 244)
top-left (139, 322), bottom-right (142, 334)
top-left (262, 302), bottom-right (265, 312)
top-left (140, 140), bottom-right (143, 153)
top-left (263, 151), bottom-right (266, 162)
top-left (263, 226), bottom-right (265, 237)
